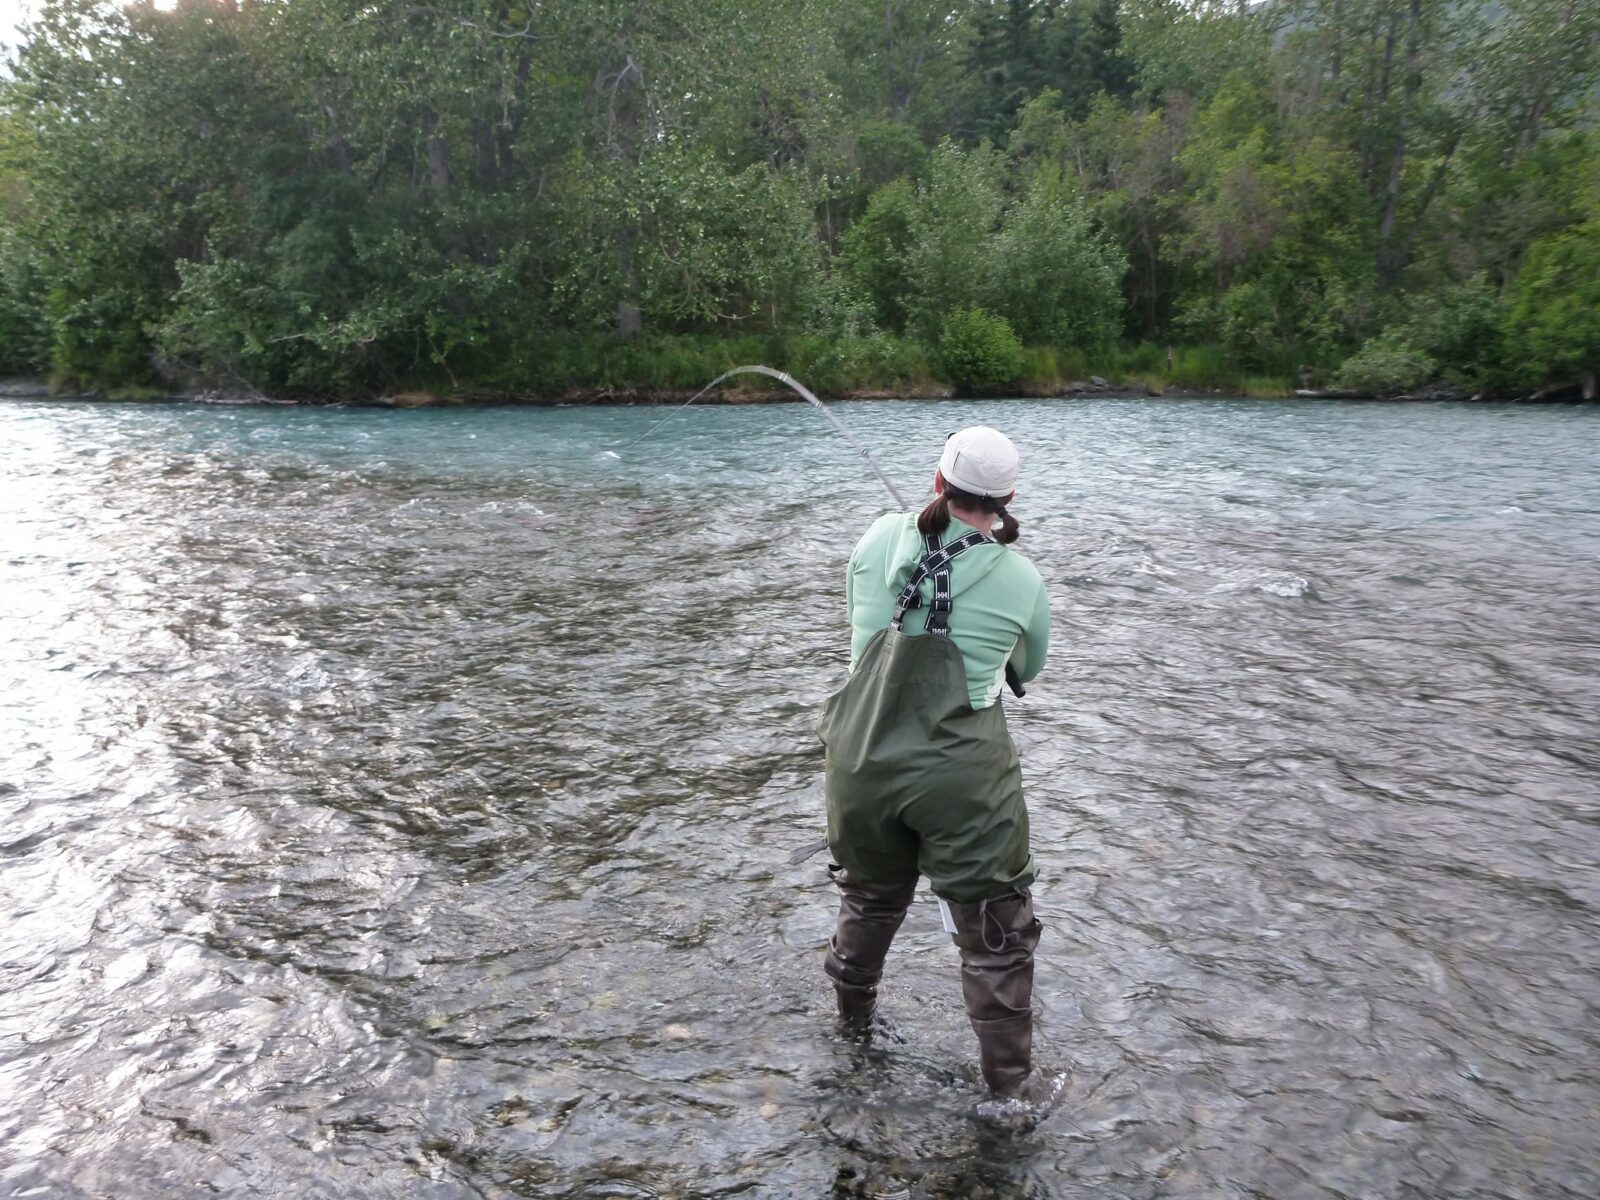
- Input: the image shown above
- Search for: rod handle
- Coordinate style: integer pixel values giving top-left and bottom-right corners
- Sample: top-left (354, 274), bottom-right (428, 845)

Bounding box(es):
top-left (1005, 663), bottom-right (1026, 698)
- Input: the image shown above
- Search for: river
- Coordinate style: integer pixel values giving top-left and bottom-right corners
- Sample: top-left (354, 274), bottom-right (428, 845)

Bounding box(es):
top-left (1, 396), bottom-right (1596, 1199)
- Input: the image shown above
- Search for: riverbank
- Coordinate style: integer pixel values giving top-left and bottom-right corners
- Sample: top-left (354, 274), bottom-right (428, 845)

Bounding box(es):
top-left (5, 375), bottom-right (1594, 407)
top-left (0, 374), bottom-right (1222, 407)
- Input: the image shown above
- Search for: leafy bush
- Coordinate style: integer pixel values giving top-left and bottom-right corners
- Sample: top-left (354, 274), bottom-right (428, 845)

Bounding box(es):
top-left (552, 148), bottom-right (824, 337)
top-left (1507, 220), bottom-right (1600, 392)
top-left (1167, 344), bottom-right (1237, 389)
top-left (804, 274), bottom-right (883, 342)
top-left (50, 283), bottom-right (161, 386)
top-left (480, 331), bottom-right (936, 397)
top-left (1400, 274), bottom-right (1511, 390)
top-left (906, 142), bottom-right (1007, 338)
top-left (0, 227), bottom-right (49, 375)
top-left (853, 120), bottom-right (930, 187)
top-left (988, 180), bottom-right (1126, 348)
top-left (1332, 332), bottom-right (1437, 397)
top-left (783, 333), bottom-right (929, 394)
top-left (839, 179), bottom-right (918, 336)
top-left (1020, 345), bottom-right (1062, 392)
top-left (937, 307), bottom-right (1025, 394)
top-left (1101, 342), bottom-right (1164, 376)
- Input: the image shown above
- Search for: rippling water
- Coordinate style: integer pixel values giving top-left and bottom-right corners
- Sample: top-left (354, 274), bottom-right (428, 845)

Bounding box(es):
top-left (2, 397), bottom-right (1597, 1199)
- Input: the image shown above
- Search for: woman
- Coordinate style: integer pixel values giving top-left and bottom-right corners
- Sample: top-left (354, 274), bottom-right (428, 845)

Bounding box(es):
top-left (817, 425), bottom-right (1053, 1101)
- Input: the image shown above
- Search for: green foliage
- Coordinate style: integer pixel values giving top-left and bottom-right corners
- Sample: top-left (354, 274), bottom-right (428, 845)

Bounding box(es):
top-left (829, 0), bottom-right (968, 138)
top-left (1333, 333), bottom-right (1438, 397)
top-left (1165, 345), bottom-right (1239, 390)
top-left (487, 334), bottom-right (758, 395)
top-left (957, 0), bottom-right (1134, 139)
top-left (1103, 343), bottom-right (1165, 376)
top-left (48, 274), bottom-right (163, 386)
top-left (839, 178), bottom-right (918, 334)
top-left (0, 226), bottom-right (49, 375)
top-left (782, 333), bottom-right (934, 395)
top-left (852, 120), bottom-right (930, 189)
top-left (479, 331), bottom-right (935, 397)
top-left (845, 151), bottom-right (1126, 352)
top-left (905, 141), bottom-right (1007, 337)
top-left (0, 0), bottom-right (1596, 398)
top-left (1173, 74), bottom-right (1377, 366)
top-left (988, 174), bottom-right (1126, 348)
top-left (158, 221), bottom-right (345, 394)
top-left (0, 103), bottom-right (47, 375)
top-left (1396, 275), bottom-right (1511, 390)
top-left (1020, 345), bottom-right (1063, 392)
top-left (1007, 92), bottom-right (1074, 171)
top-left (1118, 0), bottom-right (1271, 103)
top-left (937, 307), bottom-right (1025, 394)
top-left (552, 147), bottom-right (823, 336)
top-left (1507, 220), bottom-right (1600, 389)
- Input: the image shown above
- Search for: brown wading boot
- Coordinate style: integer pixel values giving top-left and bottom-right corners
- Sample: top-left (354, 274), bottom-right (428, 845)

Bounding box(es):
top-left (824, 873), bottom-right (918, 1032)
top-left (947, 889), bottom-right (1062, 1105)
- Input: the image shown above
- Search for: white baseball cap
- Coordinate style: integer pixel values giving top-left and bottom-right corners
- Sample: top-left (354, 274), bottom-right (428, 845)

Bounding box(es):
top-left (938, 425), bottom-right (1019, 499)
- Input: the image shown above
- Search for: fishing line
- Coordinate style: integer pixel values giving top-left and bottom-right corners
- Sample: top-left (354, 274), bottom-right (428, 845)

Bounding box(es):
top-left (617, 365), bottom-right (909, 510)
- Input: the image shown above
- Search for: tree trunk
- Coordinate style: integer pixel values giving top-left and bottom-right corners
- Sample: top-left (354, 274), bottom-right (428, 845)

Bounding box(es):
top-left (1142, 220), bottom-right (1159, 331)
top-left (1330, 0), bottom-right (1343, 97)
top-left (1377, 11), bottom-right (1399, 104)
top-left (1360, 11), bottom-right (1401, 188)
top-left (1523, 2), bottom-right (1576, 148)
top-left (472, 117), bottom-right (498, 187)
top-left (618, 301), bottom-right (643, 341)
top-left (322, 104), bottom-right (353, 176)
top-left (1376, 0), bottom-right (1422, 292)
top-left (1393, 129), bottom-right (1461, 280)
top-left (422, 110), bottom-right (453, 193)
top-left (497, 50), bottom-right (532, 186)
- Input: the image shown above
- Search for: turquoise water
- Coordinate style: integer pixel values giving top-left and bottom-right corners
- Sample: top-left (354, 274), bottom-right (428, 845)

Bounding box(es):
top-left (1, 396), bottom-right (1597, 1198)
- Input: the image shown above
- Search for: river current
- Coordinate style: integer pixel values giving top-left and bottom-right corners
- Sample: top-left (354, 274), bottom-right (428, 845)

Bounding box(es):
top-left (1, 397), bottom-right (1596, 1199)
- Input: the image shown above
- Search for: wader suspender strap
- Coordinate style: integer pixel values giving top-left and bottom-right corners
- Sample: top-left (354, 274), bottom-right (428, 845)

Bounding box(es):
top-left (924, 531), bottom-right (956, 636)
top-left (890, 530), bottom-right (992, 637)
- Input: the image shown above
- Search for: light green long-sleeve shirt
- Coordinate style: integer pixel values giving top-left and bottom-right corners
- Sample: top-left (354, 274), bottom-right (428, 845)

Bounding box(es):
top-left (845, 512), bottom-right (1050, 709)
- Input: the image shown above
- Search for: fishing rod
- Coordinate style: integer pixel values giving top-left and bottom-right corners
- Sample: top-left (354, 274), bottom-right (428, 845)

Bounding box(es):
top-left (621, 364), bottom-right (1023, 698)
top-left (619, 365), bottom-right (909, 510)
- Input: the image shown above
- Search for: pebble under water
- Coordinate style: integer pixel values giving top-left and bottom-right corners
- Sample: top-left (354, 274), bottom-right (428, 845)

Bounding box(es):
top-left (1, 396), bottom-right (1597, 1199)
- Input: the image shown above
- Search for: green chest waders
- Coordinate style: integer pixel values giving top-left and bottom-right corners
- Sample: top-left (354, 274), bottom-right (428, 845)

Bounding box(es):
top-left (817, 531), bottom-right (1035, 905)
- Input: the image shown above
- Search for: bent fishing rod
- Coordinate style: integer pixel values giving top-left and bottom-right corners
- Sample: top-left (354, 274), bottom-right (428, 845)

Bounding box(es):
top-left (621, 365), bottom-right (1023, 697)
top-left (619, 365), bottom-right (909, 510)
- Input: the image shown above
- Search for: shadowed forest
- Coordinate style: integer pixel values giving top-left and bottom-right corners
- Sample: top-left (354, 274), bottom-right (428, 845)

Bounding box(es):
top-left (1, 0), bottom-right (1597, 401)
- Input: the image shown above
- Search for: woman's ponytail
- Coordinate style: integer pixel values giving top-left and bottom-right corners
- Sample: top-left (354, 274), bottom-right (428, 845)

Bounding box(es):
top-left (917, 492), bottom-right (952, 538)
top-left (992, 504), bottom-right (1020, 545)
top-left (918, 485), bottom-right (1020, 544)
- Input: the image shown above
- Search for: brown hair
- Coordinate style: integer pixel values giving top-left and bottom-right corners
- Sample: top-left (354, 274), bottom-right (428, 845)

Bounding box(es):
top-left (917, 482), bottom-right (1020, 545)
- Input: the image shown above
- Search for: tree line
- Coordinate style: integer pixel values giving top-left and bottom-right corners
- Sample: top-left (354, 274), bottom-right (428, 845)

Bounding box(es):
top-left (1, 0), bottom-right (1596, 400)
